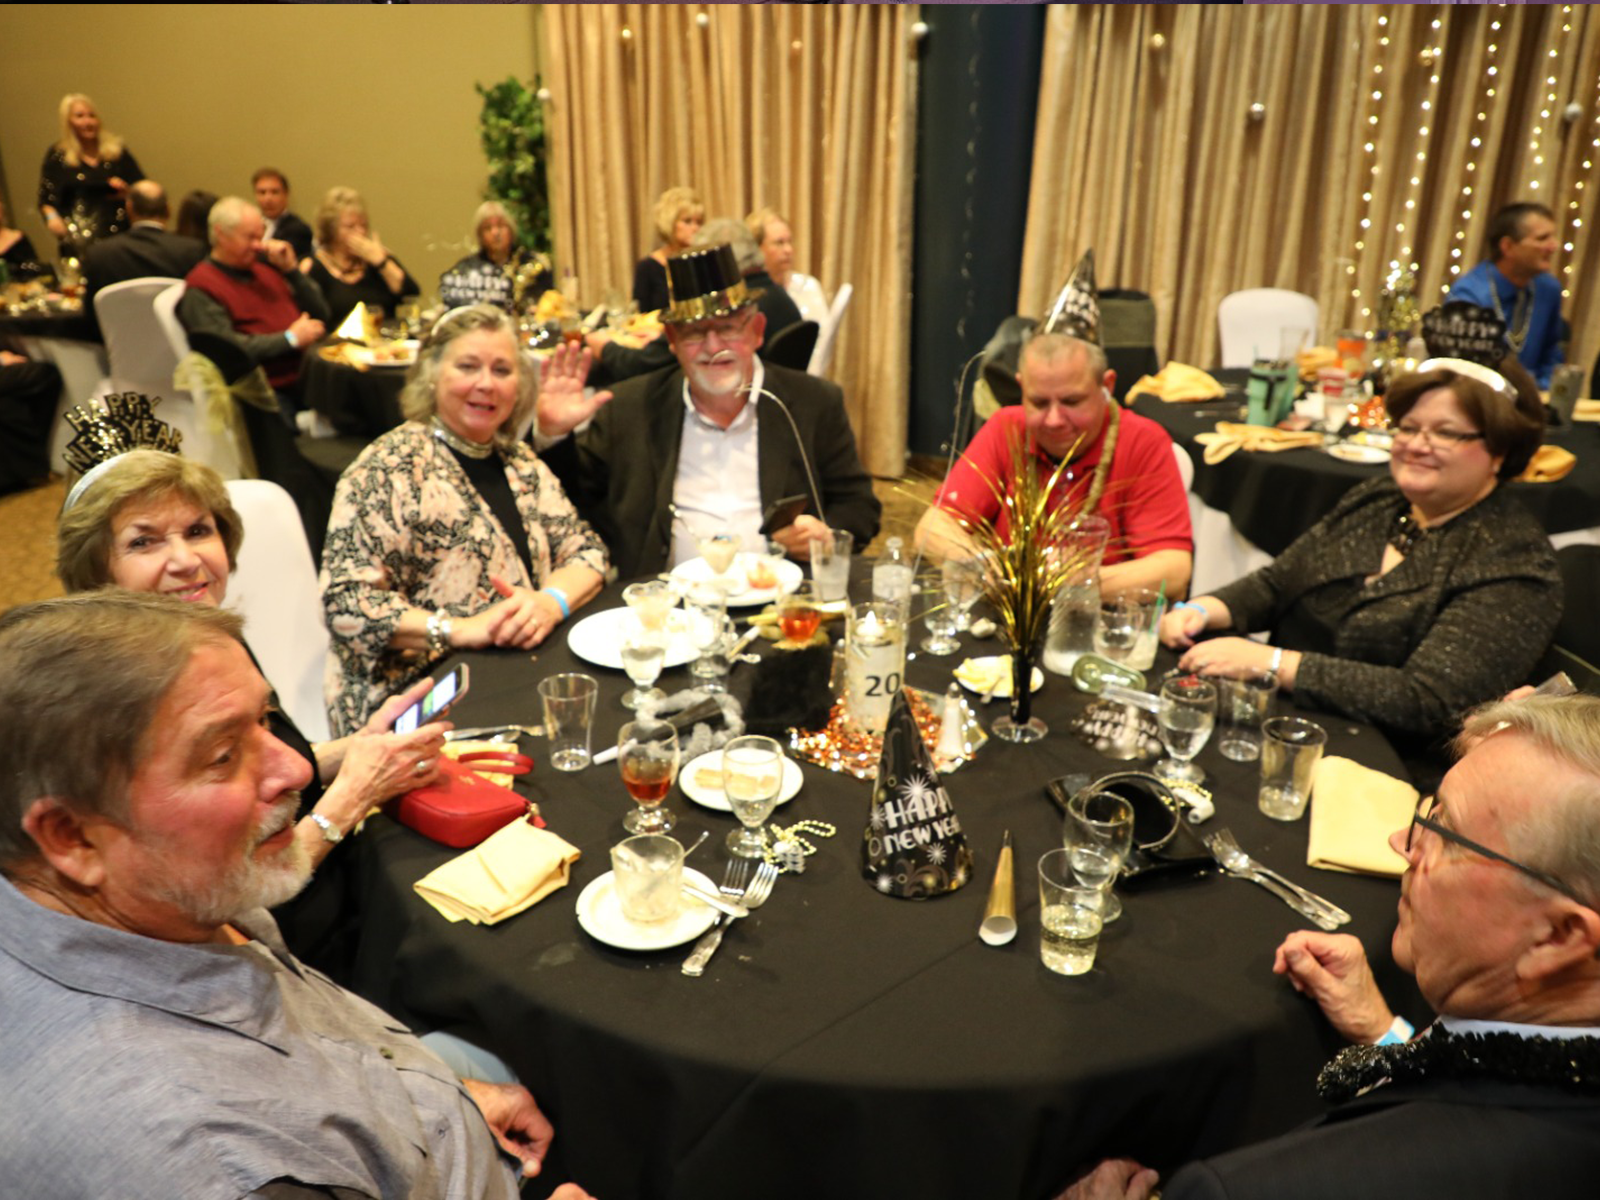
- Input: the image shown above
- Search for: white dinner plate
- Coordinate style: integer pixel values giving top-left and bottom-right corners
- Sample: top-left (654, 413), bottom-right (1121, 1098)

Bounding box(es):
top-left (954, 656), bottom-right (1046, 700)
top-left (575, 866), bottom-right (719, 950)
top-left (670, 553), bottom-right (804, 607)
top-left (346, 339), bottom-right (419, 368)
top-left (679, 750), bottom-right (805, 812)
top-left (1324, 441), bottom-right (1390, 465)
top-left (566, 607), bottom-right (697, 670)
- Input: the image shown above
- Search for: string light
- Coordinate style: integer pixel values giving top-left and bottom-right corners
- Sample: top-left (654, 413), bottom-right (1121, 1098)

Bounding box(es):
top-left (1447, 7), bottom-right (1499, 290)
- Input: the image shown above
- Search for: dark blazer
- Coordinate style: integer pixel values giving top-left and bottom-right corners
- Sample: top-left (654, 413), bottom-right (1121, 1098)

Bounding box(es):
top-left (543, 362), bottom-right (881, 578)
top-left (83, 225), bottom-right (206, 313)
top-left (271, 211), bottom-right (314, 260)
top-left (1166, 1074), bottom-right (1600, 1199)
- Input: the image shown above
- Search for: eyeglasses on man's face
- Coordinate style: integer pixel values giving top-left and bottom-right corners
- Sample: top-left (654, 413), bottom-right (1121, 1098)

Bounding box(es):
top-left (1406, 793), bottom-right (1587, 906)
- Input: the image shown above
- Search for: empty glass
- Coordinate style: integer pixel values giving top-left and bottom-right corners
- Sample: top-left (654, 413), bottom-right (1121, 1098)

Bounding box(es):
top-left (942, 557), bottom-right (982, 632)
top-left (617, 718), bottom-right (680, 835)
top-left (619, 629), bottom-right (667, 711)
top-left (1155, 675), bottom-right (1217, 785)
top-left (1065, 789), bottom-right (1135, 922)
top-left (684, 586), bottom-right (732, 692)
top-left (721, 735), bottom-right (784, 858)
top-left (921, 601), bottom-right (961, 656)
top-left (809, 529), bottom-right (853, 602)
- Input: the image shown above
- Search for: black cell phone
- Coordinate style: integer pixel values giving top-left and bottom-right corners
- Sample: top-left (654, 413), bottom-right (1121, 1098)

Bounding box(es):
top-left (760, 493), bottom-right (809, 536)
top-left (393, 665), bottom-right (470, 733)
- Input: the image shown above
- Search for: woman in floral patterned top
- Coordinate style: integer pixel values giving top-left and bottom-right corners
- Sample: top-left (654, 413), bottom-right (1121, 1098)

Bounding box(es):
top-left (321, 305), bottom-right (609, 734)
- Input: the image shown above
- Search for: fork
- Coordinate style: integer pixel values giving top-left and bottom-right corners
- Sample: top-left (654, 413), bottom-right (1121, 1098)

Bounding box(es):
top-left (681, 860), bottom-right (777, 977)
top-left (1202, 829), bottom-right (1348, 931)
top-left (1209, 829), bottom-right (1352, 927)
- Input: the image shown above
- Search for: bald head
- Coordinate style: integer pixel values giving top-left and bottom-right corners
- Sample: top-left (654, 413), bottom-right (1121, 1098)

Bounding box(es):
top-left (127, 180), bottom-right (169, 224)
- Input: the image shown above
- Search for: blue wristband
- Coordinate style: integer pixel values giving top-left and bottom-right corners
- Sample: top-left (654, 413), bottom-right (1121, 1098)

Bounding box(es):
top-left (1374, 1016), bottom-right (1414, 1045)
top-left (1173, 601), bottom-right (1204, 615)
top-left (541, 586), bottom-right (571, 619)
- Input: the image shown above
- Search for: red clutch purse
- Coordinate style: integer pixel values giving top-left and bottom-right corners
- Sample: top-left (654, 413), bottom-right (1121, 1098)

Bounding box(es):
top-left (391, 752), bottom-right (538, 848)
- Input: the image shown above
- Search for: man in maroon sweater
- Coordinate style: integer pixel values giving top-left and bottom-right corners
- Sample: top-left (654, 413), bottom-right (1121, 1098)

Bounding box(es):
top-left (177, 196), bottom-right (327, 402)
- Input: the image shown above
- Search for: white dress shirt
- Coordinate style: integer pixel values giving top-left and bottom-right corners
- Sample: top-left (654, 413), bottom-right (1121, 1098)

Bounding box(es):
top-left (670, 361), bottom-right (767, 567)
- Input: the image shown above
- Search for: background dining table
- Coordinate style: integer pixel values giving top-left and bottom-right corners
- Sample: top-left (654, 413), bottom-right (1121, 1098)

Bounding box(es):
top-left (343, 572), bottom-right (1421, 1200)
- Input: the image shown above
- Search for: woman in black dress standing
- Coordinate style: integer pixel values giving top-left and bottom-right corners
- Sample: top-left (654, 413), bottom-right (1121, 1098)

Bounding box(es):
top-left (37, 93), bottom-right (144, 256)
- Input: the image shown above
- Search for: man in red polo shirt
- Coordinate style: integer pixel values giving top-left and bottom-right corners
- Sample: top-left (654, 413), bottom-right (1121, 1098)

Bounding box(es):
top-left (915, 331), bottom-right (1192, 599)
top-left (178, 196), bottom-right (327, 403)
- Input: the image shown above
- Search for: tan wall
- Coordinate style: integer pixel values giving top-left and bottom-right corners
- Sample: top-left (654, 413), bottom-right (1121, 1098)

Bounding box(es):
top-left (0, 5), bottom-right (541, 298)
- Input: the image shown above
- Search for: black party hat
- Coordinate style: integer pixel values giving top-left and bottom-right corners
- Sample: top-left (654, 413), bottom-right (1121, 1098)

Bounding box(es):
top-left (1041, 248), bottom-right (1101, 344)
top-left (862, 690), bottom-right (974, 899)
top-left (664, 244), bottom-right (761, 324)
top-left (1421, 301), bottom-right (1509, 368)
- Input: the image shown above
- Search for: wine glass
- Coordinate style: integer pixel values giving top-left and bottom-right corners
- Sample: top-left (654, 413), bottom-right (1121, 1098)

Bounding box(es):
top-left (617, 718), bottom-right (679, 835)
top-left (1155, 675), bottom-right (1218, 785)
top-left (697, 529), bottom-right (742, 593)
top-left (1065, 789), bottom-right (1136, 922)
top-left (684, 586), bottom-right (731, 692)
top-left (921, 600), bottom-right (960, 656)
top-left (942, 556), bottom-right (982, 632)
top-left (622, 580), bottom-right (678, 638)
top-left (721, 734), bottom-right (784, 858)
top-left (619, 629), bottom-right (667, 711)
top-left (776, 582), bottom-right (823, 648)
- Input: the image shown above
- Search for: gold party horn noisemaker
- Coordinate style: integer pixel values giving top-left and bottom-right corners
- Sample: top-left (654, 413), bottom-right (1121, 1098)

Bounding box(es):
top-left (978, 830), bottom-right (1016, 946)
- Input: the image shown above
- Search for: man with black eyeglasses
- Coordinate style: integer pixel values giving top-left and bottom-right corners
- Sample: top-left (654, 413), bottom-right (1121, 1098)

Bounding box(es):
top-left (1059, 693), bottom-right (1600, 1199)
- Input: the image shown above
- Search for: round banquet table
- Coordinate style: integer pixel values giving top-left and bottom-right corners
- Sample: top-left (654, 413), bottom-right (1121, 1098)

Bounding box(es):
top-left (301, 345), bottom-right (407, 439)
top-left (1132, 392), bottom-right (1600, 561)
top-left (343, 577), bottom-right (1420, 1200)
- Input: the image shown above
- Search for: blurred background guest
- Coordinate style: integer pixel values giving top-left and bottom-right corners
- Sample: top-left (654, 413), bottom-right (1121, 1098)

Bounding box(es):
top-left (747, 206), bottom-right (829, 325)
top-left (1447, 201), bottom-right (1566, 390)
top-left (301, 186), bottom-right (418, 327)
top-left (82, 180), bottom-right (205, 315)
top-left (253, 166), bottom-right (313, 260)
top-left (1159, 357), bottom-right (1560, 783)
top-left (632, 185), bottom-right (704, 314)
top-left (55, 447), bottom-right (447, 978)
top-left (439, 200), bottom-right (548, 311)
top-left (0, 196), bottom-right (46, 282)
top-left (0, 346), bottom-right (60, 493)
top-left (38, 93), bottom-right (144, 255)
top-left (321, 304), bottom-right (607, 734)
top-left (174, 188), bottom-right (218, 245)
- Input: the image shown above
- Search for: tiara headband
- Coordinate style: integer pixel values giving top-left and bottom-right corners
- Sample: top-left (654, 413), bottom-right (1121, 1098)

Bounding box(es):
top-left (1414, 357), bottom-right (1517, 402)
top-left (60, 392), bottom-right (183, 512)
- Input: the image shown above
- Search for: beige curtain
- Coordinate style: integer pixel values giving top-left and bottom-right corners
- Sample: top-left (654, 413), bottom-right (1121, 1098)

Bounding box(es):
top-left (1020, 3), bottom-right (1600, 377)
top-left (540, 4), bottom-right (917, 476)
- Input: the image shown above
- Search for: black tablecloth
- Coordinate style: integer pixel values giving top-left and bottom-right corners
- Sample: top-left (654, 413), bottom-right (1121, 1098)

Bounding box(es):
top-left (345, 579), bottom-right (1418, 1200)
top-left (0, 309), bottom-right (99, 349)
top-left (302, 348), bottom-right (406, 438)
top-left (1134, 394), bottom-right (1600, 555)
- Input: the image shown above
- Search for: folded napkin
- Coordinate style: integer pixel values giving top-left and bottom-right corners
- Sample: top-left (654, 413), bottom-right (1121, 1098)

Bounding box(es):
top-left (1574, 398), bottom-right (1600, 422)
top-left (1124, 362), bottom-right (1225, 404)
top-left (1194, 421), bottom-right (1325, 464)
top-left (1295, 346), bottom-right (1340, 381)
top-left (1306, 756), bottom-right (1415, 877)
top-left (414, 821), bottom-right (581, 925)
top-left (1517, 444), bottom-right (1576, 484)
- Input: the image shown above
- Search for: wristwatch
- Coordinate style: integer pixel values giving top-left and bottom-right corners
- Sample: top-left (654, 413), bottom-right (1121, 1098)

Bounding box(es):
top-left (308, 813), bottom-right (344, 844)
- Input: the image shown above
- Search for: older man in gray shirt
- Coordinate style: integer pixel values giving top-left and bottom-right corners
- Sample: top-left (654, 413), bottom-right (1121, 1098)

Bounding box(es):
top-left (0, 593), bottom-right (593, 1200)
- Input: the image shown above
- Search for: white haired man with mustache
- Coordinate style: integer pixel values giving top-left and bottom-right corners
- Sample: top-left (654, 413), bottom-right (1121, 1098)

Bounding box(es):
top-left (0, 592), bottom-right (593, 1200)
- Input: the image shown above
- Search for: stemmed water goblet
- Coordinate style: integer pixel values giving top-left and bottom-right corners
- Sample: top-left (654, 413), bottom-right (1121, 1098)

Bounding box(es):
top-left (619, 628), bottom-right (667, 711)
top-left (697, 528), bottom-right (742, 593)
top-left (942, 556), bottom-right (982, 632)
top-left (622, 580), bottom-right (678, 638)
top-left (684, 585), bottom-right (732, 692)
top-left (1155, 675), bottom-right (1218, 785)
top-left (721, 735), bottom-right (784, 858)
top-left (1065, 789), bottom-right (1136, 922)
top-left (617, 718), bottom-right (680, 835)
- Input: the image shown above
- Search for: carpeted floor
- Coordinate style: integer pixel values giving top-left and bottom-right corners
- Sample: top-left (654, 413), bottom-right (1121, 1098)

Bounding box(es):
top-left (0, 473), bottom-right (941, 614)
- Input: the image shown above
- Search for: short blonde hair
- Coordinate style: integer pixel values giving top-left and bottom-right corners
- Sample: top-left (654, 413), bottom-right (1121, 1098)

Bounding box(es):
top-left (400, 305), bottom-right (537, 448)
top-left (744, 206), bottom-right (785, 245)
top-left (55, 93), bottom-right (125, 167)
top-left (57, 451), bottom-right (243, 593)
top-left (654, 186), bottom-right (705, 244)
top-left (314, 186), bottom-right (369, 249)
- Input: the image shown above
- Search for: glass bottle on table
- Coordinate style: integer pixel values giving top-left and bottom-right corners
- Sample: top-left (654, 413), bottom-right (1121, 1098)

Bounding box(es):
top-left (617, 717), bottom-right (680, 835)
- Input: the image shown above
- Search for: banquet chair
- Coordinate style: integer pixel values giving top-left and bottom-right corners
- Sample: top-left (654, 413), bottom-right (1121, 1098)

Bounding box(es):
top-left (1216, 289), bottom-right (1319, 368)
top-left (224, 477), bottom-right (333, 743)
top-left (764, 320), bottom-right (819, 372)
top-left (1099, 288), bottom-right (1160, 402)
top-left (807, 283), bottom-right (853, 376)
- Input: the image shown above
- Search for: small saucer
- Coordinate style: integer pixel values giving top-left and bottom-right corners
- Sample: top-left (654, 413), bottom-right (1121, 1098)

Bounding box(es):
top-left (575, 866), bottom-right (718, 950)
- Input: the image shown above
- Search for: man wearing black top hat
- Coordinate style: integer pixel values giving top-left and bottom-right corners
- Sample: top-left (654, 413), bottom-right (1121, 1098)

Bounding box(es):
top-left (537, 243), bottom-right (880, 578)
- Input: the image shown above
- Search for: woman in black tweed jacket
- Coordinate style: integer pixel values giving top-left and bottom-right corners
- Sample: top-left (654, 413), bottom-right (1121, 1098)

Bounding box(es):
top-left (1160, 359), bottom-right (1560, 775)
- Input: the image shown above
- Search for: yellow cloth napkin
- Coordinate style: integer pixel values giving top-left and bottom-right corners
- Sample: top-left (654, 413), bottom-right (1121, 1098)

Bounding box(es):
top-left (1517, 444), bottom-right (1576, 484)
top-left (1124, 362), bottom-right (1225, 403)
top-left (1295, 346), bottom-right (1340, 381)
top-left (1573, 398), bottom-right (1600, 422)
top-left (1306, 756), bottom-right (1415, 877)
top-left (1194, 421), bottom-right (1325, 464)
top-left (414, 821), bottom-right (582, 925)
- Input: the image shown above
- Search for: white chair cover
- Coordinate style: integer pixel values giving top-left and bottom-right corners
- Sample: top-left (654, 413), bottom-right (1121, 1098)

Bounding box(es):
top-left (224, 478), bottom-right (333, 744)
top-left (1216, 288), bottom-right (1319, 369)
top-left (807, 282), bottom-right (854, 376)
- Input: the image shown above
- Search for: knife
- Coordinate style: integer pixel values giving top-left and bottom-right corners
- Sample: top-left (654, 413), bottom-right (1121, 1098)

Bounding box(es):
top-left (682, 882), bottom-right (749, 919)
